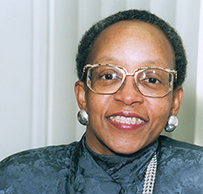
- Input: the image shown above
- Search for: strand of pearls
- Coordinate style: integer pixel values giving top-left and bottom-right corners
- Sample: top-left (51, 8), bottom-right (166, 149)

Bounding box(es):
top-left (142, 153), bottom-right (157, 194)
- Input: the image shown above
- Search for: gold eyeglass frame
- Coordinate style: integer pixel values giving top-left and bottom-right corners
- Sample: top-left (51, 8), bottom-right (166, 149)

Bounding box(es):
top-left (81, 64), bottom-right (177, 98)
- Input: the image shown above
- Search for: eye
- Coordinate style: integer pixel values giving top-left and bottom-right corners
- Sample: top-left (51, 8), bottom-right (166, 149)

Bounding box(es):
top-left (145, 77), bottom-right (160, 84)
top-left (138, 70), bottom-right (163, 85)
top-left (101, 73), bottom-right (117, 80)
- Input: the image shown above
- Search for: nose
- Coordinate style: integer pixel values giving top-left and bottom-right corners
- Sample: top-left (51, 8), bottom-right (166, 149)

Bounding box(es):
top-left (114, 76), bottom-right (144, 105)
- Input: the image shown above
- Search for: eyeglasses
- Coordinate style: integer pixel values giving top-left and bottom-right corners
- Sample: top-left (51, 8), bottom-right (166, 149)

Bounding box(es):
top-left (81, 64), bottom-right (177, 98)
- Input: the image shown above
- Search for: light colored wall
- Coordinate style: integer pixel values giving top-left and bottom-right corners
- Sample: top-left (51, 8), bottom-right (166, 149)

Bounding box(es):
top-left (169, 0), bottom-right (200, 143)
top-left (0, 0), bottom-right (33, 160)
top-left (0, 0), bottom-right (202, 161)
top-left (195, 0), bottom-right (203, 146)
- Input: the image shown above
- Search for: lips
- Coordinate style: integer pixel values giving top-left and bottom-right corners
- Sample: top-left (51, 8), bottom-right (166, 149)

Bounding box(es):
top-left (109, 115), bottom-right (144, 125)
top-left (107, 112), bottom-right (146, 131)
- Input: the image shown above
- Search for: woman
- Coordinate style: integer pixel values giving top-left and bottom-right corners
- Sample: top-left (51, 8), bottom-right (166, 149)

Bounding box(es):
top-left (0, 10), bottom-right (202, 194)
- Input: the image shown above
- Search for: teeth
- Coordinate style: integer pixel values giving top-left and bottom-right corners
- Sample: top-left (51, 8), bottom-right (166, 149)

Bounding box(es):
top-left (109, 116), bottom-right (144, 125)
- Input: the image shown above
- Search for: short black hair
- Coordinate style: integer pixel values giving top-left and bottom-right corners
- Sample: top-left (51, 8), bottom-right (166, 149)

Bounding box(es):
top-left (76, 9), bottom-right (187, 88)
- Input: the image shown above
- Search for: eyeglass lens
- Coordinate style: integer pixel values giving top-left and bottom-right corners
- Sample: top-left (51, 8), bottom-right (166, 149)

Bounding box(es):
top-left (87, 65), bottom-right (173, 97)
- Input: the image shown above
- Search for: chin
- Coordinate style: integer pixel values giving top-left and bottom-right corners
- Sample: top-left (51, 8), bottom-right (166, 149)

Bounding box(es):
top-left (113, 149), bottom-right (140, 156)
top-left (109, 143), bottom-right (142, 155)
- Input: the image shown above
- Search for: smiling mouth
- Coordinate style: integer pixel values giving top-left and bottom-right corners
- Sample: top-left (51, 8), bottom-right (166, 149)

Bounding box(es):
top-left (109, 116), bottom-right (145, 125)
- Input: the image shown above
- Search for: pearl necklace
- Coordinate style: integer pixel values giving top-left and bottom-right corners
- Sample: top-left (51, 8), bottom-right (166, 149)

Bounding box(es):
top-left (142, 152), bottom-right (157, 194)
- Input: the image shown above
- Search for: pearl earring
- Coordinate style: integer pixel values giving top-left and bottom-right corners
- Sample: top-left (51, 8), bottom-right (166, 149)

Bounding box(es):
top-left (164, 115), bottom-right (178, 132)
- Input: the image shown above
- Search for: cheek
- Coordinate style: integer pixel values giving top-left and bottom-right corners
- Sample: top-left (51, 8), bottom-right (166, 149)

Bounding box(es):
top-left (147, 97), bottom-right (172, 126)
top-left (86, 93), bottom-right (111, 121)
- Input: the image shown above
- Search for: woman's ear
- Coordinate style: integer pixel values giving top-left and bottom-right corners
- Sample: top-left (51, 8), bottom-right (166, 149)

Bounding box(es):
top-left (75, 81), bottom-right (87, 111)
top-left (171, 86), bottom-right (184, 115)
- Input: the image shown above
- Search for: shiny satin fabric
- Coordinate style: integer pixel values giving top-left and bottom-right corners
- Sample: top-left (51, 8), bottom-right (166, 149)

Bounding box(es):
top-left (0, 135), bottom-right (202, 193)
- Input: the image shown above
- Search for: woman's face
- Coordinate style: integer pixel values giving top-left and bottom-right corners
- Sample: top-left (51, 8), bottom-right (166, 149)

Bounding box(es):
top-left (75, 21), bottom-right (183, 155)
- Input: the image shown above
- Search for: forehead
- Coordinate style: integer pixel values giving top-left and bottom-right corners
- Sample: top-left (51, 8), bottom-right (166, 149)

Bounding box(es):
top-left (95, 20), bottom-right (170, 44)
top-left (88, 21), bottom-right (175, 70)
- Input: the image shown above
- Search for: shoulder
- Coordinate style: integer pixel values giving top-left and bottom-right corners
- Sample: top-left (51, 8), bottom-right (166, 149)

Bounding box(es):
top-left (156, 136), bottom-right (203, 193)
top-left (0, 141), bottom-right (79, 168)
top-left (158, 135), bottom-right (203, 164)
top-left (158, 135), bottom-right (203, 154)
top-left (0, 141), bottom-right (80, 192)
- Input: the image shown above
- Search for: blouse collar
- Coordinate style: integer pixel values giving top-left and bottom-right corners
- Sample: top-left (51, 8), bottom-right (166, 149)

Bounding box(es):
top-left (83, 135), bottom-right (158, 179)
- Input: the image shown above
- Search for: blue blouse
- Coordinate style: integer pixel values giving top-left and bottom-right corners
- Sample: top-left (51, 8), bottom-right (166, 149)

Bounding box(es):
top-left (0, 135), bottom-right (202, 193)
